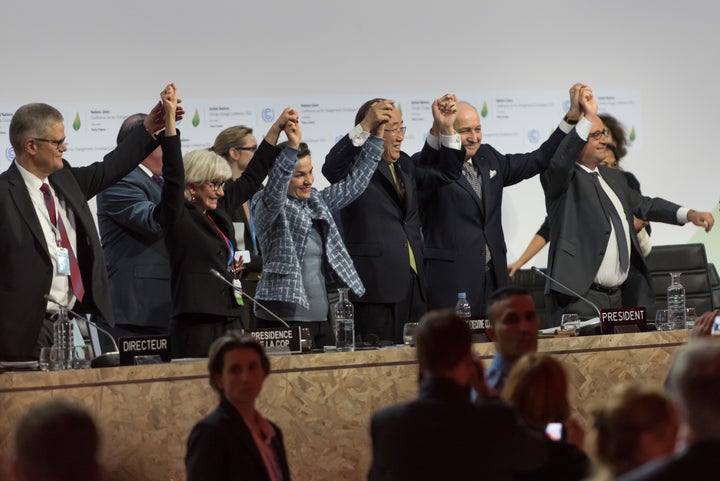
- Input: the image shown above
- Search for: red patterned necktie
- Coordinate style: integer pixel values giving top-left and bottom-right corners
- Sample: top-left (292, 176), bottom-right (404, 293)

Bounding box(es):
top-left (40, 183), bottom-right (85, 301)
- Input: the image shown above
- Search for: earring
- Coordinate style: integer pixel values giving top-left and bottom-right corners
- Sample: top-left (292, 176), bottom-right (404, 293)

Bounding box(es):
top-left (191, 194), bottom-right (196, 202)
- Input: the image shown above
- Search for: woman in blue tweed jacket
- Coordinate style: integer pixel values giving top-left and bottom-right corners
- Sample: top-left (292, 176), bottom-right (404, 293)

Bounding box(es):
top-left (251, 106), bottom-right (388, 346)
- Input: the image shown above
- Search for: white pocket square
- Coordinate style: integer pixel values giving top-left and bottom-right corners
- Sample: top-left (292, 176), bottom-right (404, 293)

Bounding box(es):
top-left (489, 170), bottom-right (497, 179)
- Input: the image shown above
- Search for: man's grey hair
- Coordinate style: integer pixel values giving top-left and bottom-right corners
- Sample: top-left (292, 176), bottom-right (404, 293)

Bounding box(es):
top-left (671, 338), bottom-right (720, 438)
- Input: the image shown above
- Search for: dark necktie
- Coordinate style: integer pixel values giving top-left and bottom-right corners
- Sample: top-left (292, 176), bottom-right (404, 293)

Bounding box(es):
top-left (40, 183), bottom-right (85, 301)
top-left (590, 172), bottom-right (630, 272)
top-left (151, 174), bottom-right (164, 188)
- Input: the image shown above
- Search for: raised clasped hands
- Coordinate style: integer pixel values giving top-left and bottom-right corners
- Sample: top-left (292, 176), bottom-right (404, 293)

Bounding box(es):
top-left (361, 100), bottom-right (395, 137)
top-left (283, 112), bottom-right (302, 149)
top-left (565, 82), bottom-right (587, 122)
top-left (145, 84), bottom-right (184, 135)
top-left (578, 86), bottom-right (598, 120)
top-left (432, 93), bottom-right (458, 136)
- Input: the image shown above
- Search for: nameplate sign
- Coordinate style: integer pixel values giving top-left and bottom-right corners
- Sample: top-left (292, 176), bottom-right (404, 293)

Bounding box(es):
top-left (466, 318), bottom-right (491, 343)
top-left (599, 307), bottom-right (647, 334)
top-left (247, 327), bottom-right (302, 354)
top-left (119, 335), bottom-right (171, 365)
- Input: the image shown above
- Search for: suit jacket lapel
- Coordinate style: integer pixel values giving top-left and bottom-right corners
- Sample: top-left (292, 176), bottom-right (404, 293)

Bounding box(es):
top-left (379, 162), bottom-right (404, 209)
top-left (457, 158), bottom-right (485, 220)
top-left (7, 163), bottom-right (50, 258)
top-left (222, 401), bottom-right (272, 481)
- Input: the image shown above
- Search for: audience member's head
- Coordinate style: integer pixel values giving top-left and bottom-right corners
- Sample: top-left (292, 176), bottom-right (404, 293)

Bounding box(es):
top-left (502, 353), bottom-right (570, 432)
top-left (9, 103), bottom-right (67, 178)
top-left (212, 125), bottom-right (257, 179)
top-left (12, 400), bottom-right (101, 481)
top-left (414, 309), bottom-right (475, 386)
top-left (670, 338), bottom-right (720, 441)
top-left (589, 384), bottom-right (677, 478)
top-left (486, 286), bottom-right (539, 361)
top-left (207, 331), bottom-right (271, 399)
top-left (598, 113), bottom-right (628, 166)
top-left (182, 149), bottom-right (232, 210)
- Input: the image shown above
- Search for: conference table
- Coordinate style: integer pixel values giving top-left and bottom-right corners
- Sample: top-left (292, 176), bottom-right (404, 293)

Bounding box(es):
top-left (0, 330), bottom-right (689, 481)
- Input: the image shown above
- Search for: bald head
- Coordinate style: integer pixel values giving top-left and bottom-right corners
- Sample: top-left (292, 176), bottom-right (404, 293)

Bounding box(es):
top-left (454, 102), bottom-right (482, 160)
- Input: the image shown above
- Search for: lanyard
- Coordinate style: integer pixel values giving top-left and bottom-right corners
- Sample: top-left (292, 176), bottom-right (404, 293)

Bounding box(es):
top-left (206, 213), bottom-right (234, 268)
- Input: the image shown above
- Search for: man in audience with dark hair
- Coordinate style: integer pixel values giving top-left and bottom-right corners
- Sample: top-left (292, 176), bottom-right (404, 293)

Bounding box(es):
top-left (485, 286), bottom-right (540, 392)
top-left (96, 113), bottom-right (172, 342)
top-left (368, 309), bottom-right (548, 481)
top-left (12, 400), bottom-right (101, 481)
top-left (617, 338), bottom-right (720, 481)
top-left (0, 100), bottom-right (173, 361)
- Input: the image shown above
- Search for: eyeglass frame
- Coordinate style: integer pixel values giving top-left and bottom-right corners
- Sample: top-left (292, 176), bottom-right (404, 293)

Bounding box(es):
top-left (588, 129), bottom-right (610, 141)
top-left (384, 126), bottom-right (407, 137)
top-left (233, 145), bottom-right (258, 152)
top-left (205, 180), bottom-right (226, 192)
top-left (34, 138), bottom-right (67, 150)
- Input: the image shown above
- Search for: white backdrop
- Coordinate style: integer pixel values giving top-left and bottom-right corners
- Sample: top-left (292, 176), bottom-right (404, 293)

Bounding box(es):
top-left (2, 0), bottom-right (718, 266)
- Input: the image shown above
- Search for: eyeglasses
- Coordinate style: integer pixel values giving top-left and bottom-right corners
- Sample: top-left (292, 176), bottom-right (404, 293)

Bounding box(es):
top-left (384, 126), bottom-right (407, 137)
top-left (234, 145), bottom-right (257, 152)
top-left (588, 129), bottom-right (610, 141)
top-left (206, 181), bottom-right (226, 192)
top-left (34, 138), bottom-right (66, 150)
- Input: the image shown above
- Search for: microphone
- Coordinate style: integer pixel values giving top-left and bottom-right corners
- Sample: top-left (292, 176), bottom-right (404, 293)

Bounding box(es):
top-left (44, 294), bottom-right (120, 367)
top-left (531, 267), bottom-right (602, 319)
top-left (209, 269), bottom-right (290, 328)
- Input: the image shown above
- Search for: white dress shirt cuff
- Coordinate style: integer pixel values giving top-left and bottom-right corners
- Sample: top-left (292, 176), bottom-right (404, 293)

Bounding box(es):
top-left (575, 117), bottom-right (593, 141)
top-left (678, 207), bottom-right (691, 224)
top-left (349, 124), bottom-right (370, 147)
top-left (559, 121), bottom-right (573, 134)
top-left (425, 132), bottom-right (462, 151)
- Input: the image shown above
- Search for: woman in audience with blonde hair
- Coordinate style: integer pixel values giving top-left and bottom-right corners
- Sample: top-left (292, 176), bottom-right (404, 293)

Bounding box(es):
top-left (586, 383), bottom-right (678, 481)
top-left (503, 353), bottom-right (590, 481)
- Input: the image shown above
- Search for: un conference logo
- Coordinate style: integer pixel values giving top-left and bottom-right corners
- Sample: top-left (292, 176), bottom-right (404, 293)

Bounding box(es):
top-left (527, 129), bottom-right (540, 143)
top-left (5, 146), bottom-right (15, 162)
top-left (262, 108), bottom-right (275, 123)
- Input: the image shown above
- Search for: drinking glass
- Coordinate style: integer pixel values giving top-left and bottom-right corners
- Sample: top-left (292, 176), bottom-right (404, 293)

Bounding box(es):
top-left (655, 309), bottom-right (673, 331)
top-left (402, 322), bottom-right (419, 346)
top-left (560, 313), bottom-right (581, 335)
top-left (39, 346), bottom-right (64, 371)
top-left (685, 307), bottom-right (697, 330)
top-left (73, 345), bottom-right (93, 369)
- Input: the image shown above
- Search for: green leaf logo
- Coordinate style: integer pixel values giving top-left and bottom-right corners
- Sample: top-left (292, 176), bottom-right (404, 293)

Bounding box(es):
top-left (192, 109), bottom-right (200, 128)
top-left (73, 113), bottom-right (81, 131)
top-left (397, 103), bottom-right (403, 117)
top-left (629, 126), bottom-right (636, 142)
top-left (481, 101), bottom-right (488, 118)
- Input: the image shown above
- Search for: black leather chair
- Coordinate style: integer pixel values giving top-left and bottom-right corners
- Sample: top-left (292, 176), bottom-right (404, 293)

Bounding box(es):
top-left (709, 263), bottom-right (720, 310)
top-left (509, 268), bottom-right (550, 329)
top-left (644, 243), bottom-right (714, 320)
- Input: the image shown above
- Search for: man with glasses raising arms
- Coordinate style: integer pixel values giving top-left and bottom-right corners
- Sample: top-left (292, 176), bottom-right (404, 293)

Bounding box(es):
top-left (0, 99), bottom-right (177, 362)
top-left (542, 87), bottom-right (713, 323)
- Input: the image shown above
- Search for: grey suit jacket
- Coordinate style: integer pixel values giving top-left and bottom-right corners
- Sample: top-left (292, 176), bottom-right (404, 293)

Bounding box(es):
top-left (541, 130), bottom-right (681, 315)
top-left (0, 127), bottom-right (159, 360)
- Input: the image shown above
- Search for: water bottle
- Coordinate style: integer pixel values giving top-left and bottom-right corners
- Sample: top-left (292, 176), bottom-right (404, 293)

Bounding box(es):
top-left (334, 288), bottom-right (355, 352)
top-left (455, 292), bottom-right (472, 319)
top-left (52, 307), bottom-right (74, 369)
top-left (667, 272), bottom-right (686, 330)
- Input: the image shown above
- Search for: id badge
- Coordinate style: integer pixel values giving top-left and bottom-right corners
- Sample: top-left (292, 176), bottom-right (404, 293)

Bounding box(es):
top-left (233, 278), bottom-right (244, 306)
top-left (57, 247), bottom-right (70, 275)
